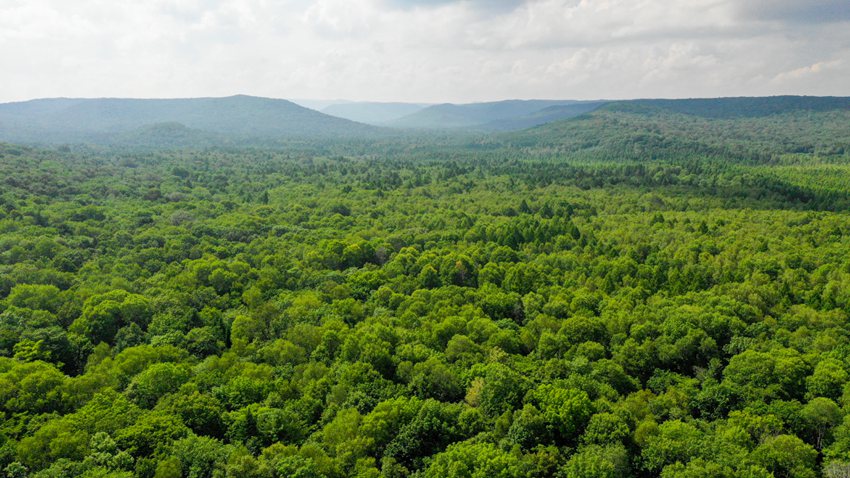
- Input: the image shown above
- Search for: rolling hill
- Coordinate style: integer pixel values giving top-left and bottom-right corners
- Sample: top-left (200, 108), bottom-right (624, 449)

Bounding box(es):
top-left (479, 101), bottom-right (608, 131)
top-left (387, 99), bottom-right (595, 130)
top-left (502, 96), bottom-right (850, 160)
top-left (321, 102), bottom-right (429, 125)
top-left (0, 95), bottom-right (384, 145)
top-left (608, 95), bottom-right (850, 119)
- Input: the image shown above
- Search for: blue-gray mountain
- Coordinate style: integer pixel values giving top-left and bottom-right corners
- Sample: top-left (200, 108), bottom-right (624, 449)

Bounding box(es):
top-left (321, 102), bottom-right (430, 125)
top-left (1, 95), bottom-right (849, 149)
top-left (387, 99), bottom-right (606, 130)
top-left (0, 95), bottom-right (382, 145)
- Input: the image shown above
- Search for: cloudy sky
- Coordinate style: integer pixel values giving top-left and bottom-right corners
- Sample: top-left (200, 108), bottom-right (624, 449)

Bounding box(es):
top-left (1, 0), bottom-right (849, 103)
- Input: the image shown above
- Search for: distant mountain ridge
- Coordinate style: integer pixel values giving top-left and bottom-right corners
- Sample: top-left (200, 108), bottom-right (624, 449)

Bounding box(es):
top-left (0, 95), bottom-right (383, 145)
top-left (501, 95), bottom-right (850, 160)
top-left (387, 95), bottom-right (850, 132)
top-left (386, 99), bottom-right (606, 130)
top-left (2, 94), bottom-right (849, 149)
top-left (479, 102), bottom-right (609, 131)
top-left (607, 96), bottom-right (850, 118)
top-left (321, 102), bottom-right (430, 125)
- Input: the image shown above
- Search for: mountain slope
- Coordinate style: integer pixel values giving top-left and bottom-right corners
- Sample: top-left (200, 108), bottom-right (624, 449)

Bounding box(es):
top-left (0, 95), bottom-right (383, 144)
top-left (388, 99), bottom-right (587, 130)
top-left (480, 101), bottom-right (608, 131)
top-left (610, 95), bottom-right (850, 119)
top-left (321, 102), bottom-right (429, 125)
top-left (502, 96), bottom-right (850, 160)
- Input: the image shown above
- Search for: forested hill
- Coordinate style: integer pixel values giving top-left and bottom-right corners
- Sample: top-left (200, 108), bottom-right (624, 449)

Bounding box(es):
top-left (0, 95), bottom-right (384, 145)
top-left (383, 96), bottom-right (850, 132)
top-left (610, 96), bottom-right (850, 119)
top-left (388, 99), bottom-right (595, 130)
top-left (321, 102), bottom-right (428, 125)
top-left (3, 95), bottom-right (848, 149)
top-left (502, 96), bottom-right (850, 161)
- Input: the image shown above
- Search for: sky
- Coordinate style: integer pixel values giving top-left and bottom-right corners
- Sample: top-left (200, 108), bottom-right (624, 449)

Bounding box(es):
top-left (1, 0), bottom-right (849, 104)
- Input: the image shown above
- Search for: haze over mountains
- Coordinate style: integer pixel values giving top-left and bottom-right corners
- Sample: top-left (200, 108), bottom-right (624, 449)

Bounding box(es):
top-left (1, 94), bottom-right (849, 148)
top-left (0, 95), bottom-right (381, 146)
top-left (0, 95), bottom-right (607, 145)
top-left (320, 102), bottom-right (430, 125)
top-left (313, 99), bottom-right (608, 130)
top-left (384, 100), bottom-right (607, 130)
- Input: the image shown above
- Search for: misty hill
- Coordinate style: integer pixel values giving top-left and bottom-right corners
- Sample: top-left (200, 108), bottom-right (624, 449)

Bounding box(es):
top-left (480, 101), bottom-right (608, 131)
top-left (388, 99), bottom-right (593, 130)
top-left (503, 96), bottom-right (850, 160)
top-left (0, 95), bottom-right (383, 145)
top-left (321, 102), bottom-right (429, 125)
top-left (290, 99), bottom-right (352, 111)
top-left (389, 95), bottom-right (850, 132)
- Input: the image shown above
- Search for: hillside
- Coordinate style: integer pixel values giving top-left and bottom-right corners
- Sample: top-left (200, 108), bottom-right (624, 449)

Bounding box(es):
top-left (481, 101), bottom-right (608, 131)
top-left (388, 99), bottom-right (589, 130)
top-left (611, 95), bottom-right (850, 119)
top-left (502, 96), bottom-right (850, 161)
top-left (0, 95), bottom-right (384, 144)
top-left (321, 102), bottom-right (429, 125)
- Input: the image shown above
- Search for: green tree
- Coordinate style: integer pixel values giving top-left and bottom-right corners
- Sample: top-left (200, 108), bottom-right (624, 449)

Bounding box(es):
top-left (125, 362), bottom-right (191, 408)
top-left (561, 444), bottom-right (630, 478)
top-left (751, 435), bottom-right (817, 478)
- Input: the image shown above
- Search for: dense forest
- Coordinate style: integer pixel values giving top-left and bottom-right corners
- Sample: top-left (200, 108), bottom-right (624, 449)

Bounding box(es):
top-left (2, 97), bottom-right (850, 478)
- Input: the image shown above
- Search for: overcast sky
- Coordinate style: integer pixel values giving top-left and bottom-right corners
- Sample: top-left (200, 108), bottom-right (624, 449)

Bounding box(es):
top-left (2, 0), bottom-right (849, 103)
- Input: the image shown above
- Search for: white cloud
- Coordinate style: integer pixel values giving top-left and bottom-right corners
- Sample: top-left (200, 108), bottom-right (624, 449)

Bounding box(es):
top-left (770, 59), bottom-right (846, 90)
top-left (0, 0), bottom-right (848, 103)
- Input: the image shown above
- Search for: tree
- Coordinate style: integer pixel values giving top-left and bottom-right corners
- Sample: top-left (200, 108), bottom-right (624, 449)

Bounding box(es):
top-left (70, 291), bottom-right (152, 345)
top-left (641, 420), bottom-right (703, 473)
top-left (383, 400), bottom-right (470, 469)
top-left (751, 434), bottom-right (817, 478)
top-left (525, 384), bottom-right (594, 445)
top-left (116, 410), bottom-right (189, 457)
top-left (561, 444), bottom-right (630, 478)
top-left (6, 284), bottom-right (63, 313)
top-left (806, 359), bottom-right (848, 401)
top-left (422, 441), bottom-right (530, 478)
top-left (0, 360), bottom-right (67, 414)
top-left (507, 404), bottom-right (550, 449)
top-left (167, 435), bottom-right (231, 478)
top-left (799, 397), bottom-right (842, 450)
top-left (582, 412), bottom-right (631, 445)
top-left (125, 362), bottom-right (191, 408)
top-left (409, 357), bottom-right (464, 402)
top-left (474, 363), bottom-right (529, 418)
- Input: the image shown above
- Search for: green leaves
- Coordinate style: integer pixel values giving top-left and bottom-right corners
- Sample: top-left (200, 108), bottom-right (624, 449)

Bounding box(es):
top-left (125, 362), bottom-right (191, 408)
top-left (2, 127), bottom-right (850, 478)
top-left (0, 360), bottom-right (67, 414)
top-left (562, 444), bottom-right (629, 478)
top-left (525, 384), bottom-right (594, 445)
top-left (70, 291), bottom-right (152, 346)
top-left (423, 442), bottom-right (531, 478)
top-left (750, 435), bottom-right (818, 478)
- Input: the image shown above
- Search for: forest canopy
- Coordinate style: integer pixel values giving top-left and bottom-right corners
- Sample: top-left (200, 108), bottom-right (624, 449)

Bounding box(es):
top-left (1, 98), bottom-right (850, 477)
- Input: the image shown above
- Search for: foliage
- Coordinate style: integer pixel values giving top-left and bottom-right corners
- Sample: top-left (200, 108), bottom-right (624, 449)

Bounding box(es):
top-left (1, 99), bottom-right (850, 477)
